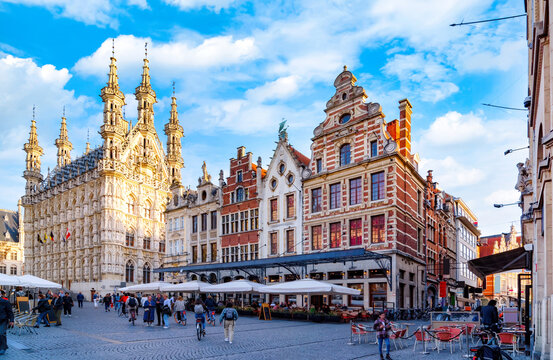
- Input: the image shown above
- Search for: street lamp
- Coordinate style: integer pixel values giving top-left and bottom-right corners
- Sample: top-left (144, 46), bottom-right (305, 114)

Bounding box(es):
top-left (493, 202), bottom-right (521, 208)
top-left (504, 146), bottom-right (529, 155)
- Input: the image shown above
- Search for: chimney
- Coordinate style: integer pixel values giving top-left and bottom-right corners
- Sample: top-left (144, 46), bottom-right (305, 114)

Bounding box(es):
top-left (256, 156), bottom-right (262, 197)
top-left (398, 99), bottom-right (412, 158)
top-left (426, 170), bottom-right (433, 183)
top-left (237, 146), bottom-right (246, 159)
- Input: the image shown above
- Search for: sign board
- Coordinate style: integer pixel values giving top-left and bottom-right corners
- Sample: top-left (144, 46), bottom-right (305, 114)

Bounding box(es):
top-left (503, 307), bottom-right (519, 325)
top-left (259, 303), bottom-right (271, 321)
top-left (16, 297), bottom-right (30, 313)
top-left (439, 281), bottom-right (447, 298)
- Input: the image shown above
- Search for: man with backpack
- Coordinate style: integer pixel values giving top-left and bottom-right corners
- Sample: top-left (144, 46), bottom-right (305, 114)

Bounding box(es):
top-left (126, 294), bottom-right (138, 325)
top-left (219, 302), bottom-right (239, 344)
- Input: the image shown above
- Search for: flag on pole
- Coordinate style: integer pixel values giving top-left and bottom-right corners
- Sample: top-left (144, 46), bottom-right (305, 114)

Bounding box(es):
top-left (43, 233), bottom-right (48, 243)
top-left (65, 228), bottom-right (71, 241)
top-left (50, 231), bottom-right (55, 242)
top-left (37, 234), bottom-right (43, 244)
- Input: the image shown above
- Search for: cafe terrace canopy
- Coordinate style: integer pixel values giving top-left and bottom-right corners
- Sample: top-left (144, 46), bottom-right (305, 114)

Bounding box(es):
top-left (17, 275), bottom-right (62, 289)
top-left (467, 244), bottom-right (532, 281)
top-left (0, 274), bottom-right (24, 287)
top-left (118, 281), bottom-right (168, 292)
top-left (201, 279), bottom-right (267, 293)
top-left (261, 278), bottom-right (361, 296)
top-left (160, 280), bottom-right (210, 292)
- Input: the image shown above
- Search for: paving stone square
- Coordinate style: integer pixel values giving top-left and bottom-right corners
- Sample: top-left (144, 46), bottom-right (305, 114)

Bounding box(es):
top-left (3, 303), bottom-right (528, 360)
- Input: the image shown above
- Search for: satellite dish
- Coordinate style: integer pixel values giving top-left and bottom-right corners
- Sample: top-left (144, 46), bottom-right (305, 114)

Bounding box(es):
top-left (301, 168), bottom-right (312, 180)
top-left (383, 139), bottom-right (397, 154)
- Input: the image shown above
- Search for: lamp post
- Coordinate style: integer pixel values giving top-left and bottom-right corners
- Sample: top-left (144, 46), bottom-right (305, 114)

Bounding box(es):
top-left (504, 146), bottom-right (529, 155)
top-left (493, 202), bottom-right (521, 208)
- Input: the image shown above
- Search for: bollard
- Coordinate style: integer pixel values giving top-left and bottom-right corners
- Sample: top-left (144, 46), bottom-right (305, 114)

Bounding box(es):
top-left (347, 320), bottom-right (355, 345)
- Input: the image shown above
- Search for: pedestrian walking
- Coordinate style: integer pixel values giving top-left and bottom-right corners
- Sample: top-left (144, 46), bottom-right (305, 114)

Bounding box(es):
top-left (76, 292), bottom-right (84, 308)
top-left (373, 312), bottom-right (392, 360)
top-left (219, 302), bottom-right (238, 344)
top-left (62, 293), bottom-right (74, 317)
top-left (93, 292), bottom-right (99, 309)
top-left (114, 293), bottom-right (121, 311)
top-left (0, 290), bottom-right (14, 355)
top-left (155, 293), bottom-right (163, 326)
top-left (162, 295), bottom-right (172, 329)
top-left (143, 296), bottom-right (155, 326)
top-left (32, 294), bottom-right (51, 328)
top-left (103, 293), bottom-right (111, 312)
top-left (174, 296), bottom-right (186, 324)
top-left (126, 294), bottom-right (138, 325)
top-left (52, 293), bottom-right (63, 326)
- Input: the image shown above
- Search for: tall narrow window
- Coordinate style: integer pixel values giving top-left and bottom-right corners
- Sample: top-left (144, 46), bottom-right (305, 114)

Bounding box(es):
top-left (311, 188), bottom-right (322, 213)
top-left (316, 158), bottom-right (322, 173)
top-left (349, 177), bottom-right (362, 205)
top-left (125, 261), bottom-right (134, 282)
top-left (286, 194), bottom-right (295, 218)
top-left (210, 242), bottom-right (217, 262)
top-left (250, 209), bottom-right (259, 230)
top-left (371, 215), bottom-right (385, 243)
top-left (270, 232), bottom-right (278, 255)
top-left (350, 218), bottom-right (362, 246)
top-left (370, 140), bottom-right (378, 157)
top-left (159, 241), bottom-right (165, 253)
top-left (286, 230), bottom-right (295, 253)
top-left (192, 216), bottom-right (198, 233)
top-left (340, 144), bottom-right (351, 166)
top-left (201, 244), bottom-right (207, 262)
top-left (236, 187), bottom-right (244, 202)
top-left (125, 232), bottom-right (135, 247)
top-left (311, 225), bottom-right (322, 250)
top-left (417, 190), bottom-right (422, 215)
top-left (142, 264), bottom-right (151, 283)
top-left (270, 198), bottom-right (278, 221)
top-left (211, 211), bottom-right (217, 230)
top-left (192, 246), bottom-right (198, 263)
top-left (237, 170), bottom-right (243, 183)
top-left (143, 236), bottom-right (151, 250)
top-left (371, 171), bottom-right (385, 201)
top-left (329, 183), bottom-right (341, 209)
top-left (201, 213), bottom-right (208, 231)
top-left (330, 222), bottom-right (341, 248)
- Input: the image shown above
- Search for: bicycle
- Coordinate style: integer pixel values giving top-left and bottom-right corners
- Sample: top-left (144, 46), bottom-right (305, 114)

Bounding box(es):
top-left (470, 344), bottom-right (513, 360)
top-left (206, 310), bottom-right (216, 326)
top-left (196, 317), bottom-right (205, 341)
top-left (174, 310), bottom-right (187, 326)
top-left (129, 308), bottom-right (136, 326)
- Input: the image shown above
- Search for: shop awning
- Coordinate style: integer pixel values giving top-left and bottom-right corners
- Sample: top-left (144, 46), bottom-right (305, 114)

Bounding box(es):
top-left (468, 245), bottom-right (532, 281)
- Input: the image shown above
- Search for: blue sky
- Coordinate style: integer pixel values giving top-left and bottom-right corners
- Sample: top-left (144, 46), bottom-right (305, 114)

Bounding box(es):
top-left (0, 0), bottom-right (528, 235)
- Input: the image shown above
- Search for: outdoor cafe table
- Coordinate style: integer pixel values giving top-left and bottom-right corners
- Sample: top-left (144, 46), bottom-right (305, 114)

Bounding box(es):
top-left (422, 327), bottom-right (449, 354)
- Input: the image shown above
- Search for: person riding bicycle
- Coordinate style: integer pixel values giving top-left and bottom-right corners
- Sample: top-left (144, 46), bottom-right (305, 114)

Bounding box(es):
top-left (481, 299), bottom-right (500, 333)
top-left (126, 294), bottom-right (138, 324)
top-left (205, 295), bottom-right (216, 322)
top-left (194, 298), bottom-right (208, 334)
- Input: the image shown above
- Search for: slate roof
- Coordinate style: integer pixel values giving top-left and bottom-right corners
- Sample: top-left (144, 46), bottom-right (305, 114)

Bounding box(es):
top-left (0, 209), bottom-right (19, 243)
top-left (40, 147), bottom-right (104, 191)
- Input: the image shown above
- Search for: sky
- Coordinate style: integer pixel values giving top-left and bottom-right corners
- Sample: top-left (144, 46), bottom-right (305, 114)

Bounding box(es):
top-left (0, 0), bottom-right (529, 236)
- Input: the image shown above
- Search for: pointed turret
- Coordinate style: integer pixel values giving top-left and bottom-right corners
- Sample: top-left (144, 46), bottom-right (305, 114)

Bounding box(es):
top-left (23, 110), bottom-right (44, 194)
top-left (135, 43), bottom-right (157, 127)
top-left (164, 85), bottom-right (184, 186)
top-left (55, 115), bottom-right (73, 167)
top-left (100, 40), bottom-right (127, 159)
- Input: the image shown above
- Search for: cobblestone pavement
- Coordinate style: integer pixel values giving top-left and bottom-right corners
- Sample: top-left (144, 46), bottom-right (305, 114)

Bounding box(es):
top-left (2, 303), bottom-right (530, 359)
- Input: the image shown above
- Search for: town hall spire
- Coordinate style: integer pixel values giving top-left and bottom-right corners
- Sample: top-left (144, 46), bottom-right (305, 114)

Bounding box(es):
top-left (135, 42), bottom-right (157, 127)
top-left (164, 82), bottom-right (184, 186)
top-left (55, 111), bottom-right (72, 167)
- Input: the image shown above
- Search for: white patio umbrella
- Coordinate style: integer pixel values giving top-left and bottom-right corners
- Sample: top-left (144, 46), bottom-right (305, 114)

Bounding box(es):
top-left (160, 280), bottom-right (210, 292)
top-left (118, 281), bottom-right (168, 292)
top-left (201, 279), bottom-right (267, 293)
top-left (17, 274), bottom-right (62, 289)
top-left (202, 279), bottom-right (267, 307)
top-left (0, 274), bottom-right (23, 286)
top-left (261, 278), bottom-right (361, 296)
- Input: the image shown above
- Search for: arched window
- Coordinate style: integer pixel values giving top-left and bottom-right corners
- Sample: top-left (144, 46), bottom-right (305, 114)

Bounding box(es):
top-left (340, 144), bottom-right (351, 166)
top-left (142, 263), bottom-right (151, 283)
top-left (125, 261), bottom-right (134, 283)
top-left (236, 187), bottom-right (244, 202)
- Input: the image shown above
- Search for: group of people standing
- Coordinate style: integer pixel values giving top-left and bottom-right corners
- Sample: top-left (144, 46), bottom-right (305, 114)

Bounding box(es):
top-left (32, 290), bottom-right (79, 327)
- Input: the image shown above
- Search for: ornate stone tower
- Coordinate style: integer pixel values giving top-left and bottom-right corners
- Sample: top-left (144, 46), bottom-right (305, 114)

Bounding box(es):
top-left (23, 115), bottom-right (43, 195)
top-left (135, 44), bottom-right (157, 128)
top-left (100, 44), bottom-right (127, 160)
top-left (164, 86), bottom-right (184, 187)
top-left (55, 115), bottom-right (72, 167)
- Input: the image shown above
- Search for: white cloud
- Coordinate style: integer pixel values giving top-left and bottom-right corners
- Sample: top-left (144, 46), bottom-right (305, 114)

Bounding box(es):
top-left (485, 189), bottom-right (520, 206)
top-left (73, 35), bottom-right (260, 82)
top-left (422, 111), bottom-right (486, 145)
top-left (0, 55), bottom-right (97, 208)
top-left (420, 156), bottom-right (485, 188)
top-left (163, 0), bottom-right (236, 11)
top-left (0, 0), bottom-right (147, 28)
top-left (245, 76), bottom-right (300, 103)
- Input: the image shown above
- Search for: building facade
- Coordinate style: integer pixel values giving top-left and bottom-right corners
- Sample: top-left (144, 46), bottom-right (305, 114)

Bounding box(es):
top-left (454, 197), bottom-right (479, 292)
top-left (522, 0), bottom-right (552, 357)
top-left (22, 53), bottom-right (180, 298)
top-left (220, 147), bottom-right (264, 264)
top-left (302, 67), bottom-right (427, 309)
top-left (0, 202), bottom-right (25, 276)
top-left (260, 131), bottom-right (309, 259)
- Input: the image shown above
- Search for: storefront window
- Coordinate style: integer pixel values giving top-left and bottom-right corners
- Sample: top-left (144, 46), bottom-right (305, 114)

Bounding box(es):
top-left (348, 283), bottom-right (363, 307)
top-left (328, 271), bottom-right (344, 280)
top-left (369, 283), bottom-right (387, 308)
top-left (347, 270), bottom-right (364, 279)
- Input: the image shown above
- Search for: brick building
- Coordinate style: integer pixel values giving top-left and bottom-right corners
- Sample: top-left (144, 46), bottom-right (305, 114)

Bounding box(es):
top-left (302, 67), bottom-right (426, 309)
top-left (219, 147), bottom-right (265, 266)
